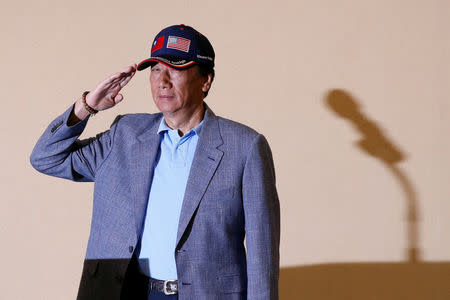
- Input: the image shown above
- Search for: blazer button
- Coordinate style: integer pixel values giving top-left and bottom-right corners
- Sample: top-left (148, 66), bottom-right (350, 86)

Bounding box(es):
top-left (129, 246), bottom-right (134, 253)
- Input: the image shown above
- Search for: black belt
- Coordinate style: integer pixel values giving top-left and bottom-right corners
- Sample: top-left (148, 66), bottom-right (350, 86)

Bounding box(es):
top-left (149, 278), bottom-right (178, 295)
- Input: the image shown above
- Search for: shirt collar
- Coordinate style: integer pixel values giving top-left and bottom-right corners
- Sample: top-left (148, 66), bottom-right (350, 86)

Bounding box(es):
top-left (157, 117), bottom-right (204, 136)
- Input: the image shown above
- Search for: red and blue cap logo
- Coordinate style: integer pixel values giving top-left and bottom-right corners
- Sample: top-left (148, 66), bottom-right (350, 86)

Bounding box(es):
top-left (137, 24), bottom-right (215, 70)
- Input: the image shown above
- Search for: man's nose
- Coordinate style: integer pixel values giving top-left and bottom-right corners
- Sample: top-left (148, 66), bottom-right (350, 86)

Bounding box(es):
top-left (159, 69), bottom-right (172, 89)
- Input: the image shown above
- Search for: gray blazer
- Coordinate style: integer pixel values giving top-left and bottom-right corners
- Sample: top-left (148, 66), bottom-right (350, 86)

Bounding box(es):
top-left (30, 103), bottom-right (280, 300)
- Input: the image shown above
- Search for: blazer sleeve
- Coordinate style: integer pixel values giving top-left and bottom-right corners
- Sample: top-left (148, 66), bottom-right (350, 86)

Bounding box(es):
top-left (30, 104), bottom-right (119, 182)
top-left (242, 134), bottom-right (280, 300)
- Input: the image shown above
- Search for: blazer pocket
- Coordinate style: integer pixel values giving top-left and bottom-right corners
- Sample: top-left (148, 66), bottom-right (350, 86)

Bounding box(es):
top-left (218, 274), bottom-right (246, 294)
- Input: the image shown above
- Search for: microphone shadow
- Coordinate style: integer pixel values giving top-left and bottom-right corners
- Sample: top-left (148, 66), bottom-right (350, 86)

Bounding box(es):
top-left (279, 89), bottom-right (450, 300)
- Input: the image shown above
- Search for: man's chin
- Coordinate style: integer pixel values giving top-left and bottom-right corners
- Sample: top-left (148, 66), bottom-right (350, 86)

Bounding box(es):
top-left (157, 106), bottom-right (180, 116)
top-left (154, 101), bottom-right (179, 113)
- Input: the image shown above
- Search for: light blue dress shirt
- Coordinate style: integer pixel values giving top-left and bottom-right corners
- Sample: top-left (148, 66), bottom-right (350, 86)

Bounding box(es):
top-left (138, 118), bottom-right (203, 280)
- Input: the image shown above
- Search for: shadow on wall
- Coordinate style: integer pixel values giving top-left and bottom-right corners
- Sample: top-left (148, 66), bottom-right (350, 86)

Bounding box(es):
top-left (279, 89), bottom-right (450, 300)
top-left (280, 262), bottom-right (450, 300)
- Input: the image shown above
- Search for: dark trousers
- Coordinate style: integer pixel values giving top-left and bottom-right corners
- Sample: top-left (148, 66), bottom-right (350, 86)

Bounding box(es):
top-left (147, 288), bottom-right (179, 300)
top-left (121, 256), bottom-right (178, 300)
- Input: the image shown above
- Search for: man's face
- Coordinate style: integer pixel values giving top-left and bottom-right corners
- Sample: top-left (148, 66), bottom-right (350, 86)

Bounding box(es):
top-left (150, 63), bottom-right (210, 116)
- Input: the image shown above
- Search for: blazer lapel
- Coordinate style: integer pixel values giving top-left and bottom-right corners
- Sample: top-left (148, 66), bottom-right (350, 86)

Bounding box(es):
top-left (176, 106), bottom-right (224, 247)
top-left (129, 115), bottom-right (162, 237)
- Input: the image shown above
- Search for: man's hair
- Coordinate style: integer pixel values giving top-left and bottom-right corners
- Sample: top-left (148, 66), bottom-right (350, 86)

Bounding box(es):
top-left (197, 64), bottom-right (215, 98)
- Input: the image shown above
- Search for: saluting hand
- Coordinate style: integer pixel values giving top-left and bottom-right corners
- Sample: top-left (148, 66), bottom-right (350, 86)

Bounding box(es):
top-left (85, 64), bottom-right (137, 111)
top-left (70, 64), bottom-right (137, 123)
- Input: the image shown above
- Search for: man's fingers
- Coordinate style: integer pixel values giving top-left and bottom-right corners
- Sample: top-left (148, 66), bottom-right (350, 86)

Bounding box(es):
top-left (100, 75), bottom-right (133, 97)
top-left (119, 73), bottom-right (135, 88)
top-left (104, 65), bottom-right (135, 85)
top-left (90, 65), bottom-right (136, 106)
top-left (110, 76), bottom-right (124, 85)
top-left (106, 72), bottom-right (134, 90)
top-left (105, 73), bottom-right (128, 88)
top-left (123, 64), bottom-right (136, 73)
top-left (105, 72), bottom-right (124, 84)
top-left (114, 93), bottom-right (124, 104)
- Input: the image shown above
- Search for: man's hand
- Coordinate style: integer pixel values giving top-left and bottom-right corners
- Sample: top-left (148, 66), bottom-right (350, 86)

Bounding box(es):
top-left (70, 64), bottom-right (137, 124)
top-left (86, 64), bottom-right (137, 111)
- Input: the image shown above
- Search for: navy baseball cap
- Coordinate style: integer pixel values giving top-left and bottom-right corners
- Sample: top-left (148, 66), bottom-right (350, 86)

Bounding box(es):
top-left (137, 24), bottom-right (215, 71)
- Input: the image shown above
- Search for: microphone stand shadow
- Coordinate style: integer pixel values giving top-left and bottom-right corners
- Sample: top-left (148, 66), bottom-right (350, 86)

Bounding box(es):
top-left (279, 89), bottom-right (450, 300)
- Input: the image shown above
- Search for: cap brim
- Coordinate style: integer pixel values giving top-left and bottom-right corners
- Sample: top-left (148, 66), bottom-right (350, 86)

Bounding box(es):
top-left (137, 57), bottom-right (196, 71)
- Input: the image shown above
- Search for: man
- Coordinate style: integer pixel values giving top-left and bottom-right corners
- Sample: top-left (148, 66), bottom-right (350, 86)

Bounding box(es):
top-left (31, 24), bottom-right (280, 300)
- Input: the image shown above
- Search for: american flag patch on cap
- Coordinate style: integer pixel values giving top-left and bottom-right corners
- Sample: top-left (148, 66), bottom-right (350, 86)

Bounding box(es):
top-left (167, 36), bottom-right (191, 52)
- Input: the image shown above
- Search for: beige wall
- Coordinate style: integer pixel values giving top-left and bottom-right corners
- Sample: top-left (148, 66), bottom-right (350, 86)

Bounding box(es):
top-left (1, 0), bottom-right (449, 299)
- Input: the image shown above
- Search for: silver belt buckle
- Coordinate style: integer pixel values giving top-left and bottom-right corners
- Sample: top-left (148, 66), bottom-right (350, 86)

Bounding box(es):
top-left (163, 280), bottom-right (178, 295)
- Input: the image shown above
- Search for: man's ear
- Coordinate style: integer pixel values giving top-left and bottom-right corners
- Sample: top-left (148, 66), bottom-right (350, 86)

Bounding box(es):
top-left (201, 73), bottom-right (213, 93)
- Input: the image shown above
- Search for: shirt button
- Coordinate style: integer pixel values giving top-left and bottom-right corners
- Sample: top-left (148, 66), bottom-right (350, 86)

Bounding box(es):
top-left (129, 246), bottom-right (134, 253)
